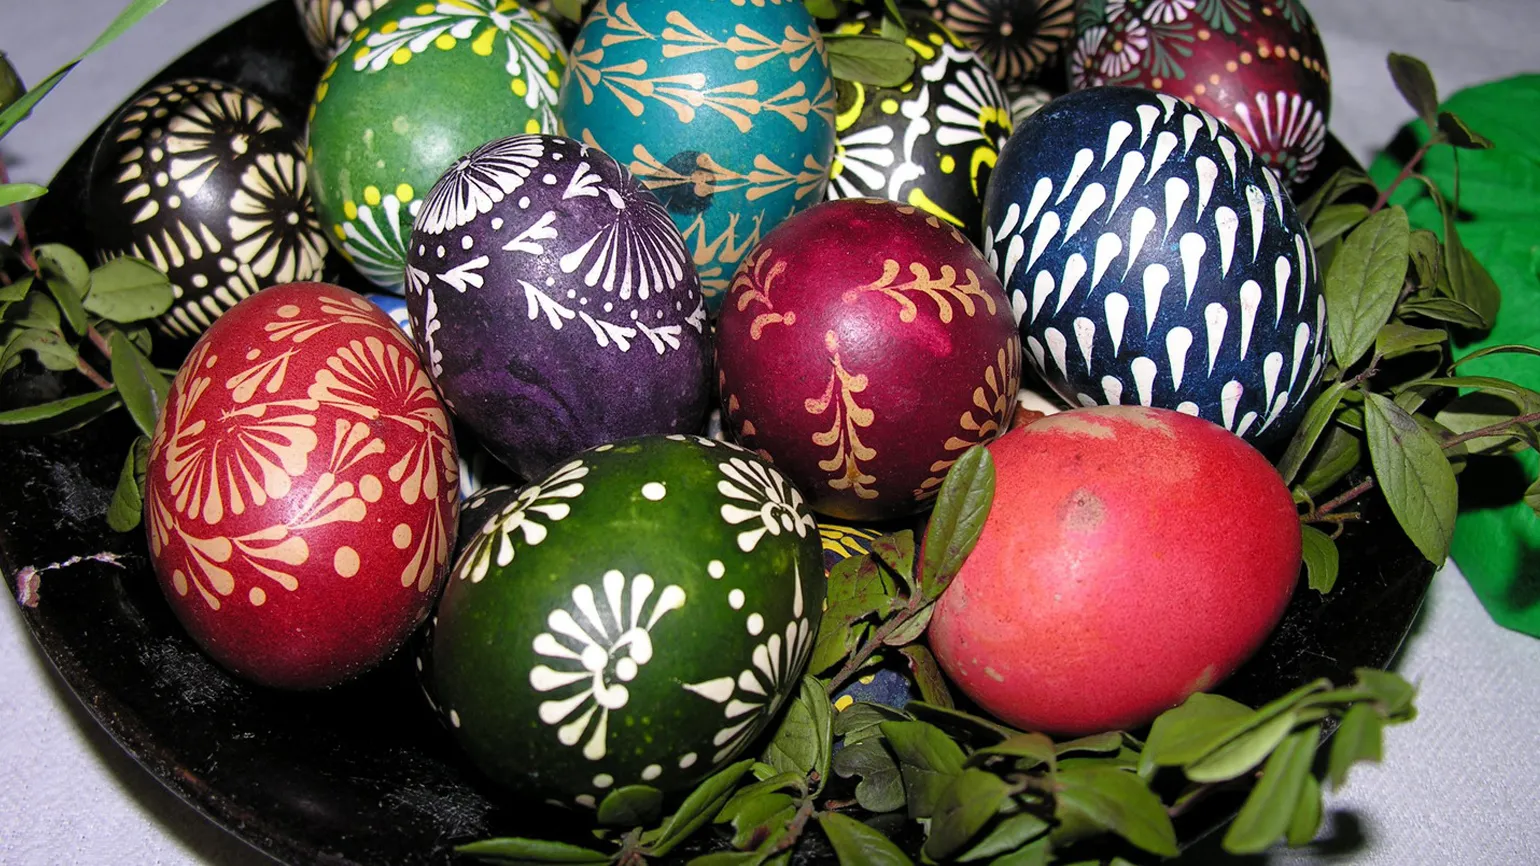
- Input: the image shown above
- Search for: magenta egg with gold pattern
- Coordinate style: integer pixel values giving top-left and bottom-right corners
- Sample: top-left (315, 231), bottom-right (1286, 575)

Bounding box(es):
top-left (716, 198), bottom-right (1020, 522)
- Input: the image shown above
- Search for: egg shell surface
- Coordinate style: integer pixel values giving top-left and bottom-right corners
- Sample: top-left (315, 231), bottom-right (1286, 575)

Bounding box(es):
top-left (89, 78), bottom-right (329, 342)
top-left (918, 0), bottom-right (1076, 86)
top-left (983, 86), bottom-right (1327, 450)
top-left (557, 0), bottom-right (836, 308)
top-left (404, 134), bottom-right (709, 480)
top-left (429, 435), bottom-right (824, 804)
top-left (305, 0), bottom-right (567, 290)
top-left (716, 197), bottom-right (1021, 521)
top-left (144, 281), bottom-right (460, 689)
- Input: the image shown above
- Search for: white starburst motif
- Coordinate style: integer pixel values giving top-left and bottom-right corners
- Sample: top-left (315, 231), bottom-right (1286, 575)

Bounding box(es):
top-left (683, 561), bottom-right (813, 764)
top-left (827, 125), bottom-right (897, 201)
top-left (415, 135), bottom-right (546, 236)
top-left (339, 194), bottom-right (418, 288)
top-left (556, 156), bottom-right (690, 303)
top-left (458, 460), bottom-right (588, 582)
top-left (930, 43), bottom-right (1012, 159)
top-left (530, 570), bottom-right (687, 761)
top-left (227, 153), bottom-right (328, 284)
top-left (1097, 19), bottom-right (1149, 78)
top-left (1068, 26), bottom-right (1107, 89)
top-left (716, 457), bottom-right (816, 553)
top-left (1144, 0), bottom-right (1196, 23)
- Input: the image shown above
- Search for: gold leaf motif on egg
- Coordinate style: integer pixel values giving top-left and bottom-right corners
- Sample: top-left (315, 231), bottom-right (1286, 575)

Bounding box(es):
top-left (729, 246), bottom-right (796, 340)
top-left (842, 257), bottom-right (997, 324)
top-left (805, 331), bottom-right (879, 501)
top-left (913, 339), bottom-right (1022, 499)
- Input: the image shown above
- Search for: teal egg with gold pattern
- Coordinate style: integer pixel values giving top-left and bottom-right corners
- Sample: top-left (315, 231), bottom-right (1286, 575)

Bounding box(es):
top-left (306, 0), bottom-right (567, 291)
top-left (558, 0), bottom-right (836, 309)
top-left (429, 434), bottom-right (825, 805)
top-left (826, 14), bottom-right (1012, 246)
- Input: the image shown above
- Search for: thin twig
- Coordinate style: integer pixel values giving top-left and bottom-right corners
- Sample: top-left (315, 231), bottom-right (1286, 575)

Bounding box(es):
top-left (1441, 411), bottom-right (1540, 450)
top-left (825, 606), bottom-right (911, 696)
top-left (85, 324), bottom-right (113, 359)
top-left (76, 356), bottom-right (112, 389)
top-left (1371, 134), bottom-right (1442, 213)
top-left (0, 154), bottom-right (38, 273)
top-left (1314, 477), bottom-right (1377, 518)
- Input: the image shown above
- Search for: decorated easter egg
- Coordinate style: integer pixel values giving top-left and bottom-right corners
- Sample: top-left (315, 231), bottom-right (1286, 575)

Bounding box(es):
top-left (294, 0), bottom-right (388, 58)
top-left (558, 0), bottom-right (836, 307)
top-left (826, 15), bottom-right (1012, 245)
top-left (89, 79), bottom-right (328, 341)
top-left (917, 0), bottom-right (1076, 86)
top-left (716, 198), bottom-right (1020, 521)
top-left (365, 292), bottom-right (519, 497)
top-left (982, 87), bottom-right (1327, 450)
top-left (306, 0), bottom-right (566, 291)
top-left (1068, 0), bottom-right (1331, 185)
top-left (144, 282), bottom-right (460, 689)
top-left (1005, 82), bottom-right (1056, 126)
top-left (429, 435), bottom-right (825, 803)
top-left (404, 135), bottom-right (709, 480)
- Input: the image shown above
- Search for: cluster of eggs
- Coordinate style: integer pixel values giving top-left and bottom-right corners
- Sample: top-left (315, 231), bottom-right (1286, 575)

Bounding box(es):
top-left (117, 0), bottom-right (1335, 811)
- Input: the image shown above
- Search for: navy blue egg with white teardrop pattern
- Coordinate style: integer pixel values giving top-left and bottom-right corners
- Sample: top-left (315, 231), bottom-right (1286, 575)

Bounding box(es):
top-left (983, 86), bottom-right (1328, 449)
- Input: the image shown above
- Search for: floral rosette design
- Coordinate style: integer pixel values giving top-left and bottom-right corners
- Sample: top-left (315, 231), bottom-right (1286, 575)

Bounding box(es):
top-left (918, 0), bottom-right (1076, 86)
top-left (429, 435), bottom-right (825, 806)
top-left (1068, 0), bottom-right (1331, 184)
top-left (89, 78), bottom-right (328, 340)
top-left (144, 282), bottom-right (460, 690)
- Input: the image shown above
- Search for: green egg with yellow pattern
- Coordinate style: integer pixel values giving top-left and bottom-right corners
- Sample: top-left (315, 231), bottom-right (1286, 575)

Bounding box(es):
top-left (429, 435), bottom-right (825, 806)
top-left (825, 14), bottom-right (1012, 246)
top-left (305, 0), bottom-right (566, 291)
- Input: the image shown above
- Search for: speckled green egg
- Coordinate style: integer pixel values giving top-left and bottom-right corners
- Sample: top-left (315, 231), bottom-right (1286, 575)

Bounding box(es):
top-left (429, 435), bottom-right (825, 806)
top-left (305, 0), bottom-right (566, 290)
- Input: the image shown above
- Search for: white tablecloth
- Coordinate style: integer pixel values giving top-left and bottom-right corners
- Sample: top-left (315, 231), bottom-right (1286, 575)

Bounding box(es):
top-left (2, 1), bottom-right (1538, 863)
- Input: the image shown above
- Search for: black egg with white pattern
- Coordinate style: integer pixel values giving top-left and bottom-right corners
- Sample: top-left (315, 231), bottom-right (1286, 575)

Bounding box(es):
top-left (983, 87), bottom-right (1328, 450)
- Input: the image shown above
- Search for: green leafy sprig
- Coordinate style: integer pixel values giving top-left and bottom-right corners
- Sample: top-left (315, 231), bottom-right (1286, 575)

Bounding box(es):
top-left (1282, 53), bottom-right (1540, 580)
top-left (0, 0), bottom-right (178, 532)
top-left (804, 0), bottom-right (919, 88)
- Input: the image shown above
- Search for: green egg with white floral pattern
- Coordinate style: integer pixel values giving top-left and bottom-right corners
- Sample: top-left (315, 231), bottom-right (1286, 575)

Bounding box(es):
top-left (430, 434), bottom-right (825, 805)
top-left (305, 0), bottom-right (566, 291)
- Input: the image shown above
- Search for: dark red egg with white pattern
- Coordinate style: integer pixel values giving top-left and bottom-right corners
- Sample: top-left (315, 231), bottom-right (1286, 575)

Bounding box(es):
top-left (1069, 0), bottom-right (1331, 185)
top-left (716, 198), bottom-right (1020, 521)
top-left (144, 281), bottom-right (460, 690)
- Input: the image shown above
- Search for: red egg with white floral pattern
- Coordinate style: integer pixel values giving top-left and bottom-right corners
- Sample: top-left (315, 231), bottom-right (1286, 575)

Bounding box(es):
top-left (716, 198), bottom-right (1021, 522)
top-left (144, 281), bottom-right (459, 690)
top-left (1069, 0), bottom-right (1331, 185)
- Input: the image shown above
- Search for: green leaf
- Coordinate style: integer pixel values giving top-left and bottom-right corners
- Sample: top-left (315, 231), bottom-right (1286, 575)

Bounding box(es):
top-left (1308, 203), bottom-right (1369, 249)
top-left (648, 759), bottom-right (756, 857)
top-left (4, 326), bottom-right (79, 372)
top-left (1054, 766), bottom-right (1179, 857)
top-left (818, 812), bottom-right (914, 866)
top-left (715, 771), bottom-right (805, 827)
top-left (1287, 772), bottom-right (1324, 846)
top-left (1295, 425), bottom-right (1364, 500)
top-left (983, 837), bottom-right (1049, 866)
top-left (0, 51), bottom-right (22, 112)
top-left (880, 604), bottom-right (933, 646)
top-left (548, 0), bottom-right (584, 21)
top-left (596, 785), bottom-right (663, 827)
top-left (903, 701), bottom-right (1017, 748)
top-left (1375, 321), bottom-right (1446, 360)
top-left (803, 0), bottom-right (841, 18)
top-left (36, 250), bottom-right (91, 335)
top-left (1352, 667), bottom-right (1418, 718)
top-left (0, 182), bottom-right (46, 207)
top-left (1222, 725), bottom-right (1321, 854)
top-left (1434, 391), bottom-right (1533, 455)
top-left (1527, 477), bottom-right (1540, 517)
top-left (0, 273), bottom-right (31, 305)
top-left (920, 444), bottom-right (995, 597)
top-left (1386, 53), bottom-right (1439, 125)
top-left (833, 700), bottom-right (910, 744)
top-left (106, 436), bottom-right (150, 532)
top-left (879, 720), bottom-right (965, 819)
top-left (1327, 702), bottom-right (1383, 789)
top-left (84, 257), bottom-right (174, 322)
top-left (831, 737), bottom-right (906, 813)
top-left (1276, 380), bottom-right (1353, 484)
top-left (898, 645), bottom-right (952, 709)
top-left (970, 732), bottom-right (1056, 770)
top-left (722, 791), bottom-right (796, 850)
top-left (1437, 111), bottom-right (1495, 149)
top-left (1363, 391), bottom-right (1459, 564)
top-left (685, 853), bottom-right (760, 866)
top-left (1441, 229), bottom-right (1500, 328)
top-left (924, 769), bottom-right (1012, 861)
top-left (1055, 731), bottom-right (1124, 756)
top-left (870, 530), bottom-right (916, 594)
top-left (1300, 525), bottom-right (1339, 594)
top-left (1407, 228), bottom-right (1441, 288)
top-left (1142, 692), bottom-right (1254, 769)
top-left (0, 386), bottom-right (120, 437)
top-left (1183, 677), bottom-right (1328, 782)
top-left (1325, 207), bottom-right (1411, 370)
top-left (109, 331), bottom-right (170, 438)
top-left (957, 813), bottom-right (1050, 863)
top-left (454, 837), bottom-right (612, 864)
top-left (824, 34), bottom-right (916, 87)
top-left (761, 677), bottom-right (832, 788)
top-left (1449, 343), bottom-right (1540, 369)
top-left (5, 290), bottom-right (59, 329)
top-left (1296, 166), bottom-right (1372, 225)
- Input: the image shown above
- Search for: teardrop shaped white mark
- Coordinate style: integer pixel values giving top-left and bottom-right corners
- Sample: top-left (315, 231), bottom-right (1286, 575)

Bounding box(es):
top-left (1131, 357), bottom-right (1157, 406)
top-left (1105, 292), bottom-right (1130, 356)
top-left (1167, 327), bottom-right (1193, 391)
top-left (1239, 280), bottom-right (1262, 360)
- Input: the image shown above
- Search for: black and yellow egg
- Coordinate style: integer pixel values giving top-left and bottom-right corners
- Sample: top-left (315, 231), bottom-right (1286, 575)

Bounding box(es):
top-left (825, 15), bottom-right (1012, 246)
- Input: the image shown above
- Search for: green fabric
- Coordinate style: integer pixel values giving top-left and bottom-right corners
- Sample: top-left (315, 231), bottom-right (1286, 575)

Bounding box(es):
top-left (1368, 74), bottom-right (1540, 637)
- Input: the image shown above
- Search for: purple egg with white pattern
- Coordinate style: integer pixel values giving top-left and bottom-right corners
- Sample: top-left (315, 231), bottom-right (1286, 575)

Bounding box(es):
top-left (404, 134), bottom-right (710, 480)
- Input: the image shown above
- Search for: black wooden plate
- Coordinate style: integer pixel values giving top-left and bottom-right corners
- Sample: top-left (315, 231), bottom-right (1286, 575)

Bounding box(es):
top-left (0, 3), bottom-right (1433, 864)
